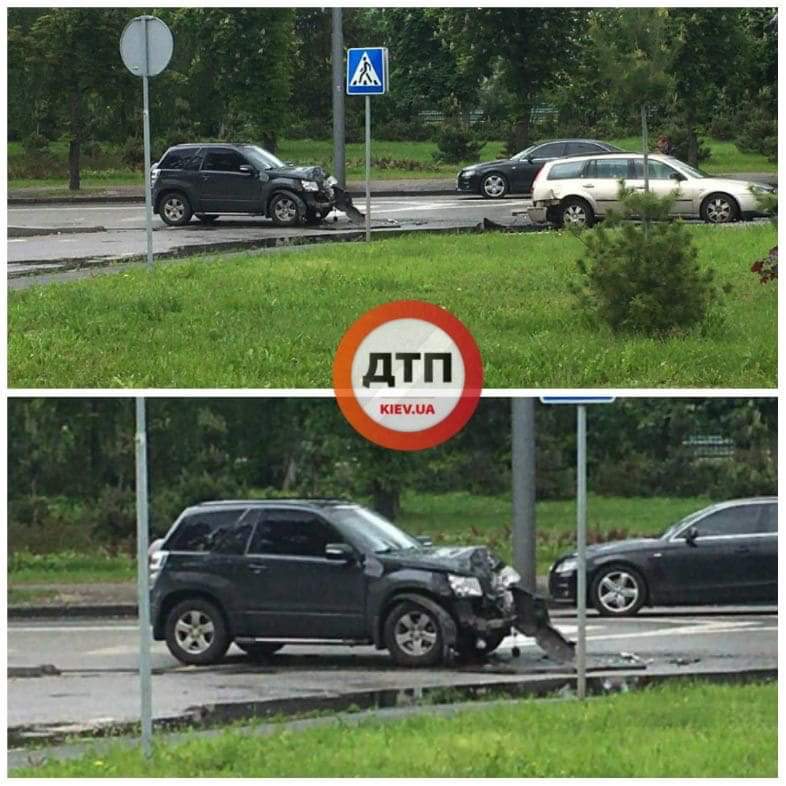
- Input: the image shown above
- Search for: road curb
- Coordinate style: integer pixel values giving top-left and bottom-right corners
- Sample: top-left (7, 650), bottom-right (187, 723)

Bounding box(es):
top-left (7, 666), bottom-right (777, 763)
top-left (8, 604), bottom-right (138, 619)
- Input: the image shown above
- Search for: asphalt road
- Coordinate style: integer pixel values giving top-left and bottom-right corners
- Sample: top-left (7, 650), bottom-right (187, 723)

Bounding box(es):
top-left (8, 607), bottom-right (776, 734)
top-left (7, 195), bottom-right (534, 279)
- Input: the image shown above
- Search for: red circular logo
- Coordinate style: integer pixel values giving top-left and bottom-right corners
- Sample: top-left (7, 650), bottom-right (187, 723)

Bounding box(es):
top-left (333, 300), bottom-right (483, 450)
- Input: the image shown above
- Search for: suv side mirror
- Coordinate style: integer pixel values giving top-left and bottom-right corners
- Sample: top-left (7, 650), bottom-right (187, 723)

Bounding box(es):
top-left (325, 542), bottom-right (354, 562)
top-left (238, 164), bottom-right (255, 176)
top-left (684, 527), bottom-right (699, 547)
top-left (416, 535), bottom-right (433, 547)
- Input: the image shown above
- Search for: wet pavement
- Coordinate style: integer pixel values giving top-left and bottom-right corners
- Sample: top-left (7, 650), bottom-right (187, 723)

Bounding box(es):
top-left (8, 608), bottom-right (776, 735)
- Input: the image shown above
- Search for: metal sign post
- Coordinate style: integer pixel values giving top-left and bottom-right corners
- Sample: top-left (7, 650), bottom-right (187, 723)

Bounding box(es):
top-left (540, 396), bottom-right (615, 700)
top-left (134, 398), bottom-right (153, 757)
top-left (120, 16), bottom-right (173, 267)
top-left (347, 47), bottom-right (388, 242)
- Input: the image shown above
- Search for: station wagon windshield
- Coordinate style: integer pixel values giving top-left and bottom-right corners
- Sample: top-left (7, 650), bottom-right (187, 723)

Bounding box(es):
top-left (329, 506), bottom-right (420, 553)
top-left (242, 145), bottom-right (285, 170)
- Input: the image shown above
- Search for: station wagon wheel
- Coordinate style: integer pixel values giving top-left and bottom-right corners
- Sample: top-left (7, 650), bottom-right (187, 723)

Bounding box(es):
top-left (480, 173), bottom-right (508, 199)
top-left (384, 601), bottom-right (445, 667)
top-left (701, 193), bottom-right (739, 224)
top-left (164, 598), bottom-right (230, 665)
top-left (159, 191), bottom-right (193, 226)
top-left (591, 566), bottom-right (645, 617)
top-left (270, 193), bottom-right (302, 227)
top-left (560, 197), bottom-right (595, 229)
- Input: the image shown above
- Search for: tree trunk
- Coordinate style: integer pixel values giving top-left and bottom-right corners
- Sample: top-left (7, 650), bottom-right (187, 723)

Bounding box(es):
top-left (506, 108), bottom-right (531, 156)
top-left (372, 485), bottom-right (400, 521)
top-left (686, 128), bottom-right (699, 167)
top-left (68, 91), bottom-right (82, 191)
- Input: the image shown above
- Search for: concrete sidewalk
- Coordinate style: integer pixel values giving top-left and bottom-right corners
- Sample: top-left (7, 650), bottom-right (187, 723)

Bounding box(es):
top-left (7, 171), bottom-right (777, 205)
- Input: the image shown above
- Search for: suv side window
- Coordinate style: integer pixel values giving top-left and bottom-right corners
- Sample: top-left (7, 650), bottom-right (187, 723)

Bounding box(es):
top-left (212, 509), bottom-right (259, 555)
top-left (693, 505), bottom-right (765, 537)
top-left (201, 149), bottom-right (249, 173)
top-left (548, 160), bottom-right (588, 180)
top-left (160, 147), bottom-right (201, 171)
top-left (589, 158), bottom-right (630, 179)
top-left (531, 142), bottom-right (565, 160)
top-left (167, 508), bottom-right (249, 552)
top-left (249, 509), bottom-right (344, 558)
top-left (566, 142), bottom-right (602, 156)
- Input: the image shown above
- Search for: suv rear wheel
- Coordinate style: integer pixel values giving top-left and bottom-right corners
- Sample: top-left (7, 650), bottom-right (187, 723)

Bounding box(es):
top-left (165, 598), bottom-right (230, 665)
top-left (384, 601), bottom-right (445, 667)
top-left (159, 192), bottom-right (193, 227)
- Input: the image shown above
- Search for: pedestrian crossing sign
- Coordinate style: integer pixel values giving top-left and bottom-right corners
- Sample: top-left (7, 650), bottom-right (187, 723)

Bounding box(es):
top-left (347, 47), bottom-right (388, 95)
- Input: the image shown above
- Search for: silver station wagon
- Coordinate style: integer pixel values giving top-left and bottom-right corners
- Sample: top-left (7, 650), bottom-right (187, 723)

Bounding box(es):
top-left (528, 152), bottom-right (774, 228)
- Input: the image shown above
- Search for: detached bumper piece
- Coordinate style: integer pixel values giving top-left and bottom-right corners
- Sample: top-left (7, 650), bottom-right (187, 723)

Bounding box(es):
top-left (332, 186), bottom-right (366, 224)
top-left (511, 586), bottom-right (575, 664)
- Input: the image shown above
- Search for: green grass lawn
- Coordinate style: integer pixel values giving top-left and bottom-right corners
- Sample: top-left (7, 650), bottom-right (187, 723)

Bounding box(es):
top-left (11, 681), bottom-right (776, 777)
top-left (7, 136), bottom-right (775, 192)
top-left (8, 227), bottom-right (776, 388)
top-left (8, 493), bottom-right (707, 585)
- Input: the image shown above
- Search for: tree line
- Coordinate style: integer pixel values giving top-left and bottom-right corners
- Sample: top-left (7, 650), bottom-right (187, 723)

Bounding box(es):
top-left (8, 398), bottom-right (776, 554)
top-left (8, 7), bottom-right (776, 188)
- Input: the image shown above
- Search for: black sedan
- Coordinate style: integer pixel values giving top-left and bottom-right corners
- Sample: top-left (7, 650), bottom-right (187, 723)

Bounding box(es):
top-left (457, 139), bottom-right (624, 199)
top-left (549, 497), bottom-right (777, 616)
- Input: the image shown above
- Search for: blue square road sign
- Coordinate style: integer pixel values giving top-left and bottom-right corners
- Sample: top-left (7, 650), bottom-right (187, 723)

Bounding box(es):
top-left (347, 47), bottom-right (388, 95)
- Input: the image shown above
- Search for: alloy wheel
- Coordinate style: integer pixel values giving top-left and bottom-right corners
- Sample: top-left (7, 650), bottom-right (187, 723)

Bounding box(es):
top-left (163, 197), bottom-right (185, 223)
top-left (274, 197), bottom-right (298, 223)
top-left (563, 204), bottom-right (588, 227)
top-left (393, 611), bottom-right (438, 657)
top-left (705, 197), bottom-right (733, 223)
top-left (482, 175), bottom-right (506, 198)
top-left (174, 610), bottom-right (215, 654)
top-left (597, 571), bottom-right (639, 613)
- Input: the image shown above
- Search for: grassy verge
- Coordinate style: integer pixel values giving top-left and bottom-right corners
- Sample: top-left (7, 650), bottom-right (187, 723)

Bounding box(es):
top-left (8, 493), bottom-right (707, 585)
top-left (11, 681), bottom-right (776, 776)
top-left (8, 136), bottom-right (774, 192)
top-left (8, 227), bottom-right (776, 388)
top-left (9, 551), bottom-right (136, 585)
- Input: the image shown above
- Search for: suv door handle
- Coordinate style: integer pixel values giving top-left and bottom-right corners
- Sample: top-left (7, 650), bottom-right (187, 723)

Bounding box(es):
top-left (248, 562), bottom-right (268, 573)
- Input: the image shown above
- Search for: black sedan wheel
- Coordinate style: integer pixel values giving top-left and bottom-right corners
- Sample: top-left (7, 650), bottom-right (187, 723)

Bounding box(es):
top-left (165, 598), bottom-right (230, 665)
top-left (591, 566), bottom-right (646, 617)
top-left (159, 192), bottom-right (193, 226)
top-left (384, 602), bottom-right (445, 667)
top-left (480, 172), bottom-right (508, 199)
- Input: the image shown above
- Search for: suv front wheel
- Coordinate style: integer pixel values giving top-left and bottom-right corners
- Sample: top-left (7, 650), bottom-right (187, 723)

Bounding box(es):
top-left (269, 193), bottom-right (303, 227)
top-left (159, 192), bottom-right (193, 227)
top-left (165, 598), bottom-right (230, 665)
top-left (384, 601), bottom-right (446, 667)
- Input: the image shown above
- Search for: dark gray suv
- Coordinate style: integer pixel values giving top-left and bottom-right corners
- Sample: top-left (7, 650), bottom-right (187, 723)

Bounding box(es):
top-left (151, 143), bottom-right (337, 227)
top-left (149, 499), bottom-right (571, 668)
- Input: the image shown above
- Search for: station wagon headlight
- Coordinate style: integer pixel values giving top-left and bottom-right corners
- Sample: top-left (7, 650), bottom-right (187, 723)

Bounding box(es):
top-left (555, 558), bottom-right (577, 574)
top-left (448, 574), bottom-right (483, 597)
top-left (302, 180), bottom-right (320, 191)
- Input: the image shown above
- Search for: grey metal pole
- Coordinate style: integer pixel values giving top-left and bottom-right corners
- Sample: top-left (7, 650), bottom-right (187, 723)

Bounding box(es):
top-left (511, 398), bottom-right (536, 592)
top-left (331, 8), bottom-right (345, 189)
top-left (142, 18), bottom-right (154, 266)
top-left (135, 398), bottom-right (153, 757)
top-left (641, 103), bottom-right (649, 194)
top-left (365, 94), bottom-right (371, 242)
top-left (576, 404), bottom-right (587, 700)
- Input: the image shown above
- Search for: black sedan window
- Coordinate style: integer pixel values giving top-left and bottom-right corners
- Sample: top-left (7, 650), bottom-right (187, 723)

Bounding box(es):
top-left (566, 142), bottom-right (602, 155)
top-left (531, 142), bottom-right (565, 160)
top-left (693, 505), bottom-right (766, 537)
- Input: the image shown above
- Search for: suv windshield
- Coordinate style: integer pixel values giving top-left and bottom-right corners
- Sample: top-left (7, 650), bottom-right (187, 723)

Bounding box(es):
top-left (329, 506), bottom-right (420, 553)
top-left (241, 145), bottom-right (285, 170)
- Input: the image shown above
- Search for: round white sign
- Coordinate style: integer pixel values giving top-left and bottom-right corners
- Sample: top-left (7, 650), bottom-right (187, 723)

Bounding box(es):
top-left (120, 16), bottom-right (173, 78)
